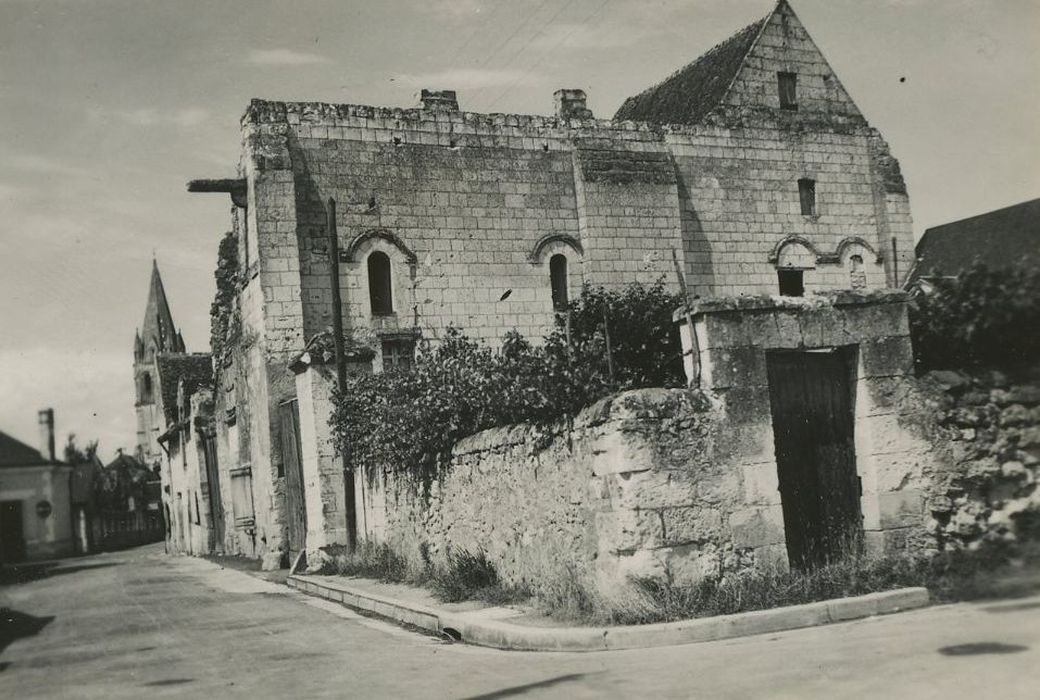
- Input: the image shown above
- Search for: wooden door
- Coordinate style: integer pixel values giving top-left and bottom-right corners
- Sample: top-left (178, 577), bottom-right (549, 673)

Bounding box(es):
top-left (0, 501), bottom-right (26, 563)
top-left (766, 348), bottom-right (861, 570)
top-left (202, 433), bottom-right (225, 552)
top-left (278, 399), bottom-right (307, 562)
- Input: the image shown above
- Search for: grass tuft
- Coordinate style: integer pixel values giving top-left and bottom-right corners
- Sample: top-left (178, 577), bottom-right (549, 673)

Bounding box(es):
top-left (319, 540), bottom-right (1040, 626)
top-left (319, 541), bottom-right (528, 606)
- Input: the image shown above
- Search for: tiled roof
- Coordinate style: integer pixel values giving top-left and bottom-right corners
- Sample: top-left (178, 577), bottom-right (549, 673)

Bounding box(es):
top-left (613, 16), bottom-right (767, 125)
top-left (103, 453), bottom-right (157, 484)
top-left (910, 198), bottom-right (1040, 282)
top-left (156, 353), bottom-right (213, 424)
top-left (0, 430), bottom-right (51, 468)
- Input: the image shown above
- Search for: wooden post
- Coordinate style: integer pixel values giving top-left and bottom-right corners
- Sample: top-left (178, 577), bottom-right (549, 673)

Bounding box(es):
top-left (672, 249), bottom-right (700, 387)
top-left (602, 305), bottom-right (615, 387)
top-left (327, 198), bottom-right (357, 551)
top-left (891, 236), bottom-right (900, 288)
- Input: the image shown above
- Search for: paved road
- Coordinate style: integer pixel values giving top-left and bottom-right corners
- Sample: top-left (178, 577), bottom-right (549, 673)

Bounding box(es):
top-left (2, 544), bottom-right (1038, 699)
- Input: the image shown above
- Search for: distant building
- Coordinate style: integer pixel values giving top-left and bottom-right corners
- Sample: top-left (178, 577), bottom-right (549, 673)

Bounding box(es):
top-left (134, 259), bottom-right (187, 469)
top-left (131, 258), bottom-right (216, 557)
top-left (92, 452), bottom-right (164, 550)
top-left (0, 409), bottom-right (74, 563)
top-left (907, 197), bottom-right (1040, 290)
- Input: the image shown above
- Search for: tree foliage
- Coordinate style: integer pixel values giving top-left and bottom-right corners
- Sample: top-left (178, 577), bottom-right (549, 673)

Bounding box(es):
top-left (331, 281), bottom-right (685, 478)
top-left (909, 263), bottom-right (1040, 371)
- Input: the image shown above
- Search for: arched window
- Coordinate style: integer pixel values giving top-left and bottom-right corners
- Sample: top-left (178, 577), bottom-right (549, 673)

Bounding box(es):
top-left (367, 251), bottom-right (393, 315)
top-left (142, 373), bottom-right (153, 403)
top-left (849, 254), bottom-right (866, 289)
top-left (550, 254), bottom-right (568, 311)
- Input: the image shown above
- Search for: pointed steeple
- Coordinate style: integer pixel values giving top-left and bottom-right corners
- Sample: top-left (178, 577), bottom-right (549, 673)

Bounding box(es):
top-left (138, 259), bottom-right (185, 355)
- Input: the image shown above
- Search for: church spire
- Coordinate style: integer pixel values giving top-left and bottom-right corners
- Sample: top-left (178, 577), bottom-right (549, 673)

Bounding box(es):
top-left (138, 259), bottom-right (185, 355)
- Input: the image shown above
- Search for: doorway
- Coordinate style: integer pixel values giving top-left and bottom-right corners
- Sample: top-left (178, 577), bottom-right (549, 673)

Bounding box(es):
top-left (1, 501), bottom-right (27, 563)
top-left (766, 348), bottom-right (862, 569)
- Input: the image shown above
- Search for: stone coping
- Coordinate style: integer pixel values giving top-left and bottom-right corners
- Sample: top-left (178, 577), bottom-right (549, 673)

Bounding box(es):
top-left (672, 289), bottom-right (908, 323)
top-left (288, 574), bottom-right (929, 652)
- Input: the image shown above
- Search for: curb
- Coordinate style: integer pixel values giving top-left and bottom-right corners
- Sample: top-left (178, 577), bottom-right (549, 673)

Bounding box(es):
top-left (287, 575), bottom-right (930, 652)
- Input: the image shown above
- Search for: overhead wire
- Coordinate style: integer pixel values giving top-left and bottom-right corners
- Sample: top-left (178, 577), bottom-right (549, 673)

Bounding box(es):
top-left (482, 0), bottom-right (614, 113)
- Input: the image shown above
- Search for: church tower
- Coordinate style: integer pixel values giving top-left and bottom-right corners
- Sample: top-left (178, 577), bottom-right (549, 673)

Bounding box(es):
top-left (134, 259), bottom-right (185, 467)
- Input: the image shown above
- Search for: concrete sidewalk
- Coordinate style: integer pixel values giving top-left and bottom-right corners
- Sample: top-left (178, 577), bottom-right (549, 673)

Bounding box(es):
top-left (288, 573), bottom-right (930, 652)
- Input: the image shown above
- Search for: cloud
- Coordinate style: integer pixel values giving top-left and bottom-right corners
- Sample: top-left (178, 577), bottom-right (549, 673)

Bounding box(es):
top-left (247, 48), bottom-right (332, 66)
top-left (85, 106), bottom-right (210, 128)
top-left (10, 154), bottom-right (92, 178)
top-left (396, 68), bottom-right (538, 90)
top-left (0, 346), bottom-right (136, 461)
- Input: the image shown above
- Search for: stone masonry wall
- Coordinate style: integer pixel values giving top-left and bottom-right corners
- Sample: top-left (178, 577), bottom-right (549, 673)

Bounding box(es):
top-left (358, 389), bottom-right (799, 596)
top-left (909, 368), bottom-right (1040, 549)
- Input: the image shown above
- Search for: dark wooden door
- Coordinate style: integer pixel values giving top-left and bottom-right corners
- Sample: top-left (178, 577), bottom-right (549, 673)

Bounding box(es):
top-left (202, 433), bottom-right (225, 552)
top-left (766, 349), bottom-right (861, 570)
top-left (278, 399), bottom-right (307, 562)
top-left (1, 500), bottom-right (26, 563)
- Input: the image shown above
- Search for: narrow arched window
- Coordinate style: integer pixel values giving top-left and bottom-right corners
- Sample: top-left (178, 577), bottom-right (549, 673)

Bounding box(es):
top-left (550, 254), bottom-right (568, 311)
top-left (368, 251), bottom-right (393, 315)
top-left (142, 373), bottom-right (153, 403)
top-left (849, 254), bottom-right (866, 289)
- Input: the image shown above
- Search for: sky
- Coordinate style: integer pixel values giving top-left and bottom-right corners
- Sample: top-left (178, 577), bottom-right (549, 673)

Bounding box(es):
top-left (0, 0), bottom-right (1037, 461)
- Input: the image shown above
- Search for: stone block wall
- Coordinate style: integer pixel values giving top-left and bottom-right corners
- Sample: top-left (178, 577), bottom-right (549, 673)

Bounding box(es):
top-left (342, 388), bottom-right (806, 595)
top-left (678, 290), bottom-right (937, 555)
top-left (239, 90), bottom-right (911, 364)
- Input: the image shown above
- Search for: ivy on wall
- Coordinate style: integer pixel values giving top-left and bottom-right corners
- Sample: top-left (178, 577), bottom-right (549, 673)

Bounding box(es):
top-left (330, 281), bottom-right (685, 479)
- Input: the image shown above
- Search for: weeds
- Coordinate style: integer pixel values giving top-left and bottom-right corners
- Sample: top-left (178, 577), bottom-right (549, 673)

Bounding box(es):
top-left (320, 542), bottom-right (529, 606)
top-left (318, 540), bottom-right (1040, 626)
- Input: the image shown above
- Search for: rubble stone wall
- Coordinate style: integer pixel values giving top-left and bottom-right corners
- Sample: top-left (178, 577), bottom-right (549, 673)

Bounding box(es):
top-left (912, 368), bottom-right (1040, 549)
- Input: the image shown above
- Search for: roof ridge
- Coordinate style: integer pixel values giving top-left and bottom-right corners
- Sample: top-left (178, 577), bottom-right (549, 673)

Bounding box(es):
top-left (925, 197), bottom-right (1040, 233)
top-left (612, 10), bottom-right (771, 125)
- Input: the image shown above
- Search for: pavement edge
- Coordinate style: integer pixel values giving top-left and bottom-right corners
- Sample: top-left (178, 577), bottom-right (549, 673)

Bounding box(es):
top-left (287, 575), bottom-right (930, 652)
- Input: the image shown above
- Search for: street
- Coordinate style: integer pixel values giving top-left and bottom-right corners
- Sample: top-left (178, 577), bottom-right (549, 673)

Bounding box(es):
top-left (1, 544), bottom-right (1038, 699)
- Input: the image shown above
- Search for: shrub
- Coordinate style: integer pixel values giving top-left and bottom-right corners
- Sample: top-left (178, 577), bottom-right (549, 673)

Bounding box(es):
top-left (909, 262), bottom-right (1040, 371)
top-left (330, 281), bottom-right (685, 479)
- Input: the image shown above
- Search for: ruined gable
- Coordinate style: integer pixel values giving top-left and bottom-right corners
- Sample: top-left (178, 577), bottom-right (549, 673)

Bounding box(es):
top-left (721, 1), bottom-right (865, 123)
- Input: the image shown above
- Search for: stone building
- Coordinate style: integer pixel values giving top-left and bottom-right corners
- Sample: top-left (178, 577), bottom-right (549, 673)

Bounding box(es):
top-left (134, 259), bottom-right (188, 469)
top-left (190, 0), bottom-right (914, 567)
top-left (0, 409), bottom-right (74, 563)
top-left (131, 259), bottom-right (216, 556)
top-left (907, 197), bottom-right (1040, 290)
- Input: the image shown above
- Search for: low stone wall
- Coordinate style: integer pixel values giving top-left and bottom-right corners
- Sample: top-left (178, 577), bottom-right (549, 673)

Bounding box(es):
top-left (362, 388), bottom-right (800, 595)
top-left (914, 368), bottom-right (1040, 549)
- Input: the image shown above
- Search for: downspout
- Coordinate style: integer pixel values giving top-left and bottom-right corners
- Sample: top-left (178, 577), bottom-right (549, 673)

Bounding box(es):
top-left (326, 198), bottom-right (358, 551)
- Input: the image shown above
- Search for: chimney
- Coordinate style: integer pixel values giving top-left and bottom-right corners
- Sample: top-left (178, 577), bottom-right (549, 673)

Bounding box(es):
top-left (419, 89), bottom-right (459, 112)
top-left (38, 408), bottom-right (55, 462)
top-left (554, 89), bottom-right (593, 120)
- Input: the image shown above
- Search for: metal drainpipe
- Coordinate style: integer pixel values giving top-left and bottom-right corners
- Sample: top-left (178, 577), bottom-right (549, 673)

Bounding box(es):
top-left (326, 198), bottom-right (358, 551)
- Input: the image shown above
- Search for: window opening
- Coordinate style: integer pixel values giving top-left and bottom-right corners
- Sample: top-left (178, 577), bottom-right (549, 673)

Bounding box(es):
top-left (778, 72), bottom-right (798, 110)
top-left (849, 254), bottom-right (867, 290)
top-left (549, 254), bottom-right (569, 311)
top-left (368, 251), bottom-right (393, 315)
top-left (381, 339), bottom-right (415, 372)
top-left (142, 373), bottom-right (153, 402)
top-left (798, 178), bottom-right (816, 216)
top-left (778, 269), bottom-right (805, 297)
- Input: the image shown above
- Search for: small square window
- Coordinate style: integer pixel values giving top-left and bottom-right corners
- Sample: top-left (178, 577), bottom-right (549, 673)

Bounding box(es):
top-left (381, 339), bottom-right (415, 372)
top-left (778, 72), bottom-right (798, 110)
top-left (798, 178), bottom-right (816, 216)
top-left (778, 269), bottom-right (804, 297)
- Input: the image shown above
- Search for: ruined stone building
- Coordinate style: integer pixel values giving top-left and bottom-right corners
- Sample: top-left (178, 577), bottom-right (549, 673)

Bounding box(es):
top-left (188, 0), bottom-right (916, 567)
